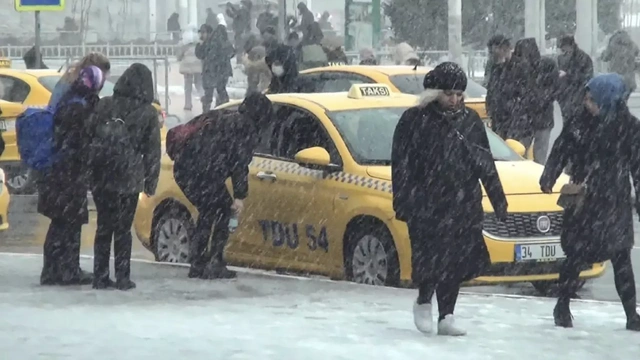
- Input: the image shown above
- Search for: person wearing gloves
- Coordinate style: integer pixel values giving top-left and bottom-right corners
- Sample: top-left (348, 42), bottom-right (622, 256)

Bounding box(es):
top-left (173, 93), bottom-right (274, 280)
top-left (177, 24), bottom-right (203, 111)
top-left (540, 73), bottom-right (640, 331)
top-left (392, 62), bottom-right (508, 336)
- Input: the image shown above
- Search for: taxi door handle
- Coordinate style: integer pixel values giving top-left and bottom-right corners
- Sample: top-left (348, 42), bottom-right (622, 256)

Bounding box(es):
top-left (256, 171), bottom-right (277, 182)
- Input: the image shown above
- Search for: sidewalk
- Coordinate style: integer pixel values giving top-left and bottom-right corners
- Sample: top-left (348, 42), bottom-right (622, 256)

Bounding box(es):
top-left (0, 253), bottom-right (637, 360)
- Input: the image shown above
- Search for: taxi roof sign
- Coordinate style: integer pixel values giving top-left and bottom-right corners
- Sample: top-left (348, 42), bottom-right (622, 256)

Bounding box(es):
top-left (15, 0), bottom-right (65, 12)
top-left (347, 84), bottom-right (392, 99)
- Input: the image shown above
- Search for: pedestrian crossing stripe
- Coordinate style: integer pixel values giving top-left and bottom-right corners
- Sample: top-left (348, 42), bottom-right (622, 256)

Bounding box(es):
top-left (251, 158), bottom-right (393, 194)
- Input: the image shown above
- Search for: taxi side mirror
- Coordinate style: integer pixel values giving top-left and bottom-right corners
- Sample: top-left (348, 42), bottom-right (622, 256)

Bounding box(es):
top-left (505, 139), bottom-right (526, 157)
top-left (294, 147), bottom-right (331, 168)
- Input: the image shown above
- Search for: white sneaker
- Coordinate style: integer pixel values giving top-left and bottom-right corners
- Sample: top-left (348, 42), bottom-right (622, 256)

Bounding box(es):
top-left (413, 301), bottom-right (433, 334)
top-left (437, 314), bottom-right (467, 336)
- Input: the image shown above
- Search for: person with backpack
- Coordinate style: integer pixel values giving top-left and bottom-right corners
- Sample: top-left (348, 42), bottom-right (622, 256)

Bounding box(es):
top-left (88, 63), bottom-right (161, 290)
top-left (35, 65), bottom-right (104, 286)
top-left (168, 92), bottom-right (274, 280)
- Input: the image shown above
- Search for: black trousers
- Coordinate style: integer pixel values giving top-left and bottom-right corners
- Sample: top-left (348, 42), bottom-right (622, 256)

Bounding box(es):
top-left (417, 281), bottom-right (461, 321)
top-left (202, 78), bottom-right (229, 112)
top-left (92, 190), bottom-right (138, 283)
top-left (42, 219), bottom-right (82, 282)
top-left (191, 200), bottom-right (232, 270)
top-left (558, 249), bottom-right (637, 317)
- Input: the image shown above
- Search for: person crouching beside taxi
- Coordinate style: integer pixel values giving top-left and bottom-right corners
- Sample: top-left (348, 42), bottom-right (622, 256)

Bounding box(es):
top-left (173, 93), bottom-right (274, 280)
top-left (391, 62), bottom-right (508, 336)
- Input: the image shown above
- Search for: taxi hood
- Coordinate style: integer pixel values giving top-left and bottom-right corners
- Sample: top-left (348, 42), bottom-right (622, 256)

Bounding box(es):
top-left (366, 161), bottom-right (569, 195)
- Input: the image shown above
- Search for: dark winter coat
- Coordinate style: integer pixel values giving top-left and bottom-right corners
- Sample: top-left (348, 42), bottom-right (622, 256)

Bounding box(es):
top-left (540, 105), bottom-right (640, 262)
top-left (173, 109), bottom-right (258, 208)
top-left (324, 47), bottom-right (349, 66)
top-left (227, 4), bottom-right (252, 36)
top-left (257, 11), bottom-right (277, 34)
top-left (37, 90), bottom-right (99, 224)
top-left (88, 64), bottom-right (161, 195)
top-left (513, 38), bottom-right (558, 130)
top-left (392, 102), bottom-right (508, 284)
top-left (486, 56), bottom-right (531, 140)
top-left (195, 28), bottom-right (235, 87)
top-left (602, 30), bottom-right (640, 93)
top-left (23, 46), bottom-right (48, 69)
top-left (266, 44), bottom-right (301, 93)
top-left (557, 45), bottom-right (593, 113)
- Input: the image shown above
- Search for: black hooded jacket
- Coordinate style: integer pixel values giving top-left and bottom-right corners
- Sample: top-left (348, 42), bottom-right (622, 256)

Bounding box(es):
top-left (173, 93), bottom-right (274, 207)
top-left (23, 46), bottom-right (48, 69)
top-left (196, 25), bottom-right (235, 87)
top-left (88, 63), bottom-right (161, 195)
top-left (266, 44), bottom-right (301, 93)
top-left (513, 38), bottom-right (558, 130)
top-left (557, 43), bottom-right (593, 107)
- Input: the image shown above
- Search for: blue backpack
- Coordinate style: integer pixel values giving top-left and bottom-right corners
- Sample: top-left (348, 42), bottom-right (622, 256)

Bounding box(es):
top-left (16, 97), bottom-right (86, 171)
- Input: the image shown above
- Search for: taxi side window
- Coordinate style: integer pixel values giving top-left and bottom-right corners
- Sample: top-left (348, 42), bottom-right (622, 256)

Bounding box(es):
top-left (274, 107), bottom-right (341, 165)
top-left (0, 76), bottom-right (30, 103)
top-left (319, 73), bottom-right (375, 92)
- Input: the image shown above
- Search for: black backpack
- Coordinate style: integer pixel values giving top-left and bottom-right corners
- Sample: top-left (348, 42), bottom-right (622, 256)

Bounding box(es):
top-left (89, 99), bottom-right (137, 172)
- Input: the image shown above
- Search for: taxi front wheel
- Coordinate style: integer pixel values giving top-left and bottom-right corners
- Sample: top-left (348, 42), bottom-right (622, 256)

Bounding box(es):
top-left (344, 223), bottom-right (400, 287)
top-left (152, 206), bottom-right (194, 264)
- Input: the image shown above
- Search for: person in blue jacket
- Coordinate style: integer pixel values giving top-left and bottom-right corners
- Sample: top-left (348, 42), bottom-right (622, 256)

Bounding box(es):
top-left (48, 53), bottom-right (111, 108)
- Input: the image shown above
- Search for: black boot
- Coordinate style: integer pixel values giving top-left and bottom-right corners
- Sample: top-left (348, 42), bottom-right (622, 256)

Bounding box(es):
top-left (553, 298), bottom-right (573, 328)
top-left (61, 268), bottom-right (94, 286)
top-left (200, 260), bottom-right (237, 280)
top-left (93, 278), bottom-right (116, 290)
top-left (626, 313), bottom-right (640, 331)
top-left (188, 266), bottom-right (204, 279)
top-left (115, 279), bottom-right (136, 291)
top-left (40, 262), bottom-right (61, 285)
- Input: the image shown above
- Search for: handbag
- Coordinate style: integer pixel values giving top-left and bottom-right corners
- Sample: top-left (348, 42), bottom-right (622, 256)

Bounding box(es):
top-left (557, 182), bottom-right (586, 209)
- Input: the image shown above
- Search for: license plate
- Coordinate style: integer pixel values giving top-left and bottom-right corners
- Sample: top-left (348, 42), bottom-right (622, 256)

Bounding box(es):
top-left (515, 243), bottom-right (565, 262)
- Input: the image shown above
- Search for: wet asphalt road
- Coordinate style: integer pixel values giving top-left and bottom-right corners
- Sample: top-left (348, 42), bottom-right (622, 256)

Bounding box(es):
top-left (2, 194), bottom-right (640, 303)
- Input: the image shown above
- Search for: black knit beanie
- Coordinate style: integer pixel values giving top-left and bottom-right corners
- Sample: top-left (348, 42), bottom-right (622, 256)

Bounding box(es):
top-left (422, 62), bottom-right (467, 91)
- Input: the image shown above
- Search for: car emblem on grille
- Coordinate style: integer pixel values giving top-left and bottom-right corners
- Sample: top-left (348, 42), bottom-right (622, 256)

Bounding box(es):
top-left (537, 215), bottom-right (551, 233)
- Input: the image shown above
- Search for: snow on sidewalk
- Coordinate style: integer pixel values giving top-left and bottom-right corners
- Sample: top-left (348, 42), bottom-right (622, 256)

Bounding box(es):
top-left (0, 253), bottom-right (637, 360)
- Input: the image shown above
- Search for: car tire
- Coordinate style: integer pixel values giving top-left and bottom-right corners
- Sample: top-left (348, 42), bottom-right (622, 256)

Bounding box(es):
top-left (6, 166), bottom-right (35, 194)
top-left (152, 206), bottom-right (194, 264)
top-left (531, 279), bottom-right (586, 296)
top-left (344, 223), bottom-right (400, 287)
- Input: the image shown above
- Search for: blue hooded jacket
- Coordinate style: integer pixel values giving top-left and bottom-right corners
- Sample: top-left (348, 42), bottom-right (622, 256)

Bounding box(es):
top-left (586, 73), bottom-right (627, 115)
top-left (48, 80), bottom-right (72, 108)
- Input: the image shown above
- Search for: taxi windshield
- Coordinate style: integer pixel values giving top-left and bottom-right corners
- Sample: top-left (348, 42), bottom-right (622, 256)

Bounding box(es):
top-left (38, 75), bottom-right (115, 98)
top-left (389, 74), bottom-right (487, 98)
top-left (328, 107), bottom-right (521, 165)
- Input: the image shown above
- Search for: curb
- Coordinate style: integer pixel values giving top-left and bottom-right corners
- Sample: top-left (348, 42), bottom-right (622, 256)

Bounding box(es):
top-left (0, 251), bottom-right (621, 306)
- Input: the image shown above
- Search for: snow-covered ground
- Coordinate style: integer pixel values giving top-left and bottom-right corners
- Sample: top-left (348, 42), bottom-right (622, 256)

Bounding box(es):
top-left (0, 253), bottom-right (637, 360)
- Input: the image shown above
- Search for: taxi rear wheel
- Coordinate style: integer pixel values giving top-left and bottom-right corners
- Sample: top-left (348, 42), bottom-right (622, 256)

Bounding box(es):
top-left (344, 222), bottom-right (400, 287)
top-left (152, 207), bottom-right (194, 264)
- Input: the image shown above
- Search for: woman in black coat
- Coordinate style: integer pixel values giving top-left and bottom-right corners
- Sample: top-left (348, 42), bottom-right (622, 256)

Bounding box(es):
top-left (38, 65), bottom-right (104, 286)
top-left (392, 62), bottom-right (508, 336)
top-left (540, 73), bottom-right (640, 331)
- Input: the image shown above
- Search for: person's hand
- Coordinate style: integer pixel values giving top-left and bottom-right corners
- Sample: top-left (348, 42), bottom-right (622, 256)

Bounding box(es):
top-left (232, 199), bottom-right (244, 214)
top-left (559, 70), bottom-right (567, 78)
top-left (540, 185), bottom-right (553, 194)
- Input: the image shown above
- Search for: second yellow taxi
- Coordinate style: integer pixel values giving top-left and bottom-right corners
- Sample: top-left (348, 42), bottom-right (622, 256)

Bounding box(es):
top-left (133, 84), bottom-right (604, 292)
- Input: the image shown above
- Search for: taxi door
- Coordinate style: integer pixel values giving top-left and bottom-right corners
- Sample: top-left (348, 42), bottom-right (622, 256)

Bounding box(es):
top-left (247, 106), bottom-right (340, 272)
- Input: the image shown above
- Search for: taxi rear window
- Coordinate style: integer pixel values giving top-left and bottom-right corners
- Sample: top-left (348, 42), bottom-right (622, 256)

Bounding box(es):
top-left (389, 74), bottom-right (487, 98)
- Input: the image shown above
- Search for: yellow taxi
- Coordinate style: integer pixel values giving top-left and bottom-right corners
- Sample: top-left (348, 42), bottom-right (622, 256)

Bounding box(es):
top-left (297, 65), bottom-right (488, 116)
top-left (132, 84), bottom-right (604, 292)
top-left (0, 68), bottom-right (169, 193)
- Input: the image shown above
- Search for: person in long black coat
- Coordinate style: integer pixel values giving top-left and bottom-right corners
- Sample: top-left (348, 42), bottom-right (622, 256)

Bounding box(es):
top-left (486, 36), bottom-right (531, 142)
top-left (38, 65), bottom-right (104, 286)
top-left (512, 38), bottom-right (559, 165)
top-left (173, 93), bottom-right (273, 280)
top-left (540, 73), bottom-right (640, 331)
top-left (88, 63), bottom-right (161, 290)
top-left (556, 35), bottom-right (593, 123)
top-left (196, 24), bottom-right (235, 112)
top-left (392, 62), bottom-right (508, 336)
